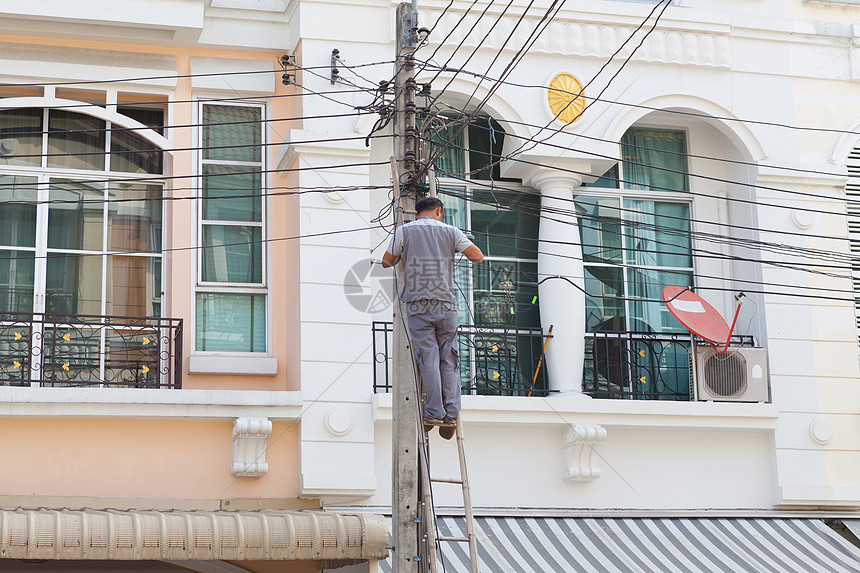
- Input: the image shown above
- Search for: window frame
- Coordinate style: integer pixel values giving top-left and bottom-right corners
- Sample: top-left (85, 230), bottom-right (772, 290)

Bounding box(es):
top-left (194, 99), bottom-right (270, 355)
top-left (581, 126), bottom-right (696, 335)
top-left (0, 106), bottom-right (166, 320)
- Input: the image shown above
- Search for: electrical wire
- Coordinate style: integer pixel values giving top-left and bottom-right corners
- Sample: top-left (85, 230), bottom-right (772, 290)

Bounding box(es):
top-left (439, 185), bottom-right (857, 279)
top-left (421, 0), bottom-right (566, 174)
top-left (0, 159), bottom-right (391, 190)
top-left (433, 171), bottom-right (856, 271)
top-left (423, 118), bottom-right (856, 211)
top-left (499, 0), bottom-right (673, 164)
top-left (0, 60), bottom-right (395, 89)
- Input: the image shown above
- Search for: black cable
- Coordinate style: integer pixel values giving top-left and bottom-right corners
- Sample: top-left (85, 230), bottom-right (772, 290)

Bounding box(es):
top-left (423, 117), bottom-right (856, 211)
top-left (422, 0), bottom-right (565, 174)
top-left (0, 129), bottom-right (392, 162)
top-left (500, 0), bottom-right (673, 163)
top-left (417, 57), bottom-right (860, 140)
top-left (0, 160), bottom-right (391, 189)
top-left (440, 186), bottom-right (857, 276)
top-left (0, 60), bottom-right (395, 89)
top-left (431, 144), bottom-right (850, 220)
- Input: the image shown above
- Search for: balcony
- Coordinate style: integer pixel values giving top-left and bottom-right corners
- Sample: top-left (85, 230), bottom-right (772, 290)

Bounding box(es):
top-left (0, 312), bottom-right (182, 389)
top-left (373, 323), bottom-right (757, 401)
top-left (372, 322), bottom-right (551, 397)
top-left (584, 331), bottom-right (755, 400)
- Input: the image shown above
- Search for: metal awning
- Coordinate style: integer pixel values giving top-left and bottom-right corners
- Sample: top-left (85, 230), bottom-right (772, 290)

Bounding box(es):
top-left (0, 509), bottom-right (389, 562)
top-left (380, 516), bottom-right (860, 572)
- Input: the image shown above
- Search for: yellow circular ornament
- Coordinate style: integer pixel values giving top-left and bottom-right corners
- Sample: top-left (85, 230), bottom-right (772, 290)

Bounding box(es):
top-left (547, 73), bottom-right (585, 124)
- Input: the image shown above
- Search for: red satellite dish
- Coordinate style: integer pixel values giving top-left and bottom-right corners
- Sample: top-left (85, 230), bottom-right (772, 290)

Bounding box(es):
top-left (662, 286), bottom-right (741, 353)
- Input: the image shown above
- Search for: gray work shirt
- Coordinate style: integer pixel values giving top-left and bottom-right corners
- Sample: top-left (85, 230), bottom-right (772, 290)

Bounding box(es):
top-left (387, 217), bottom-right (474, 303)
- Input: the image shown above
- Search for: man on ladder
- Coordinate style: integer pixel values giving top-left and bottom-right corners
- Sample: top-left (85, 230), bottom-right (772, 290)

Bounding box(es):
top-left (382, 197), bottom-right (484, 439)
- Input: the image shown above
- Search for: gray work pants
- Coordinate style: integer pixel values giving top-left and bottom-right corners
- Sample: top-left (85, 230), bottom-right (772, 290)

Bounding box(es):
top-left (405, 299), bottom-right (461, 420)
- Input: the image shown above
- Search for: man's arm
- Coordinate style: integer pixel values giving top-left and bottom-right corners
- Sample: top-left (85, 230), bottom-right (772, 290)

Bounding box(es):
top-left (462, 244), bottom-right (484, 263)
top-left (381, 251), bottom-right (400, 268)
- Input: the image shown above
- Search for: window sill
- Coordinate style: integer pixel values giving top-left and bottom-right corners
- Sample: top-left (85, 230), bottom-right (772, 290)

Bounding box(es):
top-left (372, 393), bottom-right (778, 431)
top-left (188, 355), bottom-right (278, 376)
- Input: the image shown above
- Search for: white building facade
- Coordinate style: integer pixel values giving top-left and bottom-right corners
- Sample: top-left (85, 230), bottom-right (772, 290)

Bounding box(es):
top-left (1, 0), bottom-right (860, 571)
top-left (288, 0), bottom-right (860, 569)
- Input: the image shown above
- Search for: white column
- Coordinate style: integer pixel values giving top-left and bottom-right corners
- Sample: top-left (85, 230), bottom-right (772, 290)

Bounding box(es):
top-left (533, 173), bottom-right (588, 397)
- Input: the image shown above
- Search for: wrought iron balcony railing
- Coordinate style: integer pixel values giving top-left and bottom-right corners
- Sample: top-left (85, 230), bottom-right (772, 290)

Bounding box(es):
top-left (372, 321), bottom-right (552, 397)
top-left (0, 312), bottom-right (182, 389)
top-left (584, 331), bottom-right (755, 400)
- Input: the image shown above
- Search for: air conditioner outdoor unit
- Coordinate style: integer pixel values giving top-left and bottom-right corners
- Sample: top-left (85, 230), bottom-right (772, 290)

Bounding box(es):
top-left (689, 346), bottom-right (770, 403)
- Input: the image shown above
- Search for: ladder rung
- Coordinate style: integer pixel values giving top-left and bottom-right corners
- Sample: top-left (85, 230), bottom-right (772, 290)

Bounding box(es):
top-left (430, 477), bottom-right (463, 484)
top-left (438, 536), bottom-right (470, 543)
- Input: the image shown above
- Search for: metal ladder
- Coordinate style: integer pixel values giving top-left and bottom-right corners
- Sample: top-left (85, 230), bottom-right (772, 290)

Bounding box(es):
top-left (420, 416), bottom-right (479, 573)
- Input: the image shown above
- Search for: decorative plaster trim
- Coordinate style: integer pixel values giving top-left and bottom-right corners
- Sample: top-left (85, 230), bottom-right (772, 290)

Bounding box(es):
top-left (809, 418), bottom-right (835, 445)
top-left (372, 393), bottom-right (778, 431)
top-left (299, 473), bottom-right (377, 498)
top-left (563, 425), bottom-right (607, 482)
top-left (422, 10), bottom-right (730, 69)
top-left (778, 485), bottom-right (860, 507)
top-left (187, 354), bottom-right (278, 376)
top-left (0, 387), bottom-right (303, 421)
top-left (231, 417), bottom-right (273, 477)
top-left (756, 164), bottom-right (849, 188)
top-left (276, 129), bottom-right (372, 171)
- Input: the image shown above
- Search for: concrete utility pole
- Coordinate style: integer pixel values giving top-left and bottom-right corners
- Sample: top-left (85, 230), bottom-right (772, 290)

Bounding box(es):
top-left (392, 3), bottom-right (422, 573)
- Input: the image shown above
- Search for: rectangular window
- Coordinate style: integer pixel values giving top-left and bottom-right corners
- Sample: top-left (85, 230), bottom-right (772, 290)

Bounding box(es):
top-left (581, 128), bottom-right (693, 400)
top-left (196, 102), bottom-right (267, 353)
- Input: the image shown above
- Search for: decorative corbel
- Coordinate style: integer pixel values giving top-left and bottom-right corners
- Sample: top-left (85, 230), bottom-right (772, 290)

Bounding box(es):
top-left (231, 417), bottom-right (273, 478)
top-left (563, 425), bottom-right (607, 482)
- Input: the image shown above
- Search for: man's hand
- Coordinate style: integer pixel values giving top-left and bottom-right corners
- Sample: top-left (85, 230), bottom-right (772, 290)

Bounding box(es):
top-left (381, 251), bottom-right (400, 268)
top-left (462, 245), bottom-right (484, 263)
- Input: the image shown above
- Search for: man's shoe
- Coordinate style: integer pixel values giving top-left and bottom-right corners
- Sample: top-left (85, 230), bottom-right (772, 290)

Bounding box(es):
top-left (423, 418), bottom-right (444, 433)
top-left (439, 418), bottom-right (456, 440)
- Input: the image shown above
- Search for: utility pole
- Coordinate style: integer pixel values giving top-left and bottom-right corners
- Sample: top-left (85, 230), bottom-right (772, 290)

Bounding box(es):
top-left (392, 3), bottom-right (422, 573)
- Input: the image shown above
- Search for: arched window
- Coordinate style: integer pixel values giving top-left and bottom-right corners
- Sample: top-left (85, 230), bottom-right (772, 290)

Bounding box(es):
top-left (579, 127), bottom-right (694, 400)
top-left (0, 107), bottom-right (164, 319)
top-left (428, 113), bottom-right (546, 396)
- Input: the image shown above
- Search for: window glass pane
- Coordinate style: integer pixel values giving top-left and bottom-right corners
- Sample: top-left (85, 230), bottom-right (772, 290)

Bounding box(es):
top-left (47, 110), bottom-right (106, 170)
top-left (202, 105), bottom-right (262, 163)
top-left (576, 196), bottom-right (622, 264)
top-left (202, 165), bottom-right (261, 222)
top-left (196, 293), bottom-right (265, 352)
top-left (117, 107), bottom-right (164, 135)
top-left (0, 250), bottom-right (35, 313)
top-left (48, 180), bottom-right (104, 251)
top-left (473, 261), bottom-right (539, 329)
top-left (585, 266), bottom-right (625, 333)
top-left (428, 116), bottom-right (465, 176)
top-left (440, 188), bottom-right (467, 229)
top-left (46, 253), bottom-right (103, 315)
top-left (151, 258), bottom-right (162, 317)
top-left (624, 200), bottom-right (692, 268)
top-left (0, 175), bottom-right (37, 248)
top-left (108, 183), bottom-right (162, 253)
top-left (106, 255), bottom-right (159, 317)
top-left (110, 128), bottom-right (162, 174)
top-left (468, 117), bottom-right (504, 182)
top-left (0, 108), bottom-right (42, 167)
top-left (470, 189), bottom-right (539, 259)
top-left (202, 225), bottom-right (263, 283)
top-left (621, 129), bottom-right (687, 192)
top-left (626, 268), bottom-right (693, 333)
top-left (584, 165), bottom-right (619, 188)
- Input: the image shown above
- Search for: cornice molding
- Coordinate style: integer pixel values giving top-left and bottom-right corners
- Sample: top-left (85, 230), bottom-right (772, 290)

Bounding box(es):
top-left (421, 8), bottom-right (731, 69)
